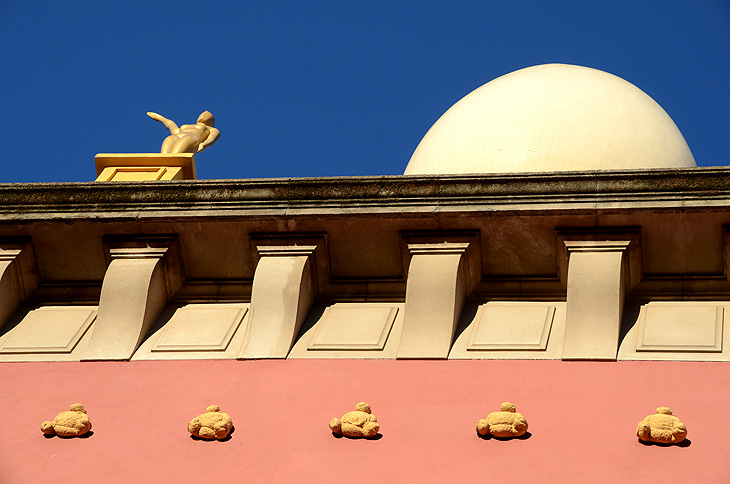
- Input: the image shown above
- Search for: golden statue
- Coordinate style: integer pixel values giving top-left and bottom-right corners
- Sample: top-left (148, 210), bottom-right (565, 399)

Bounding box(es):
top-left (147, 111), bottom-right (220, 154)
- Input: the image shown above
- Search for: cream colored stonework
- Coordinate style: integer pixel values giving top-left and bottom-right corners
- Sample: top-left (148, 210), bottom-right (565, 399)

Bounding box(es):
top-left (468, 303), bottom-right (554, 350)
top-left (397, 233), bottom-right (481, 359)
top-left (558, 230), bottom-right (641, 360)
top-left (239, 244), bottom-right (317, 359)
top-left (450, 302), bottom-right (566, 359)
top-left (0, 306), bottom-right (97, 362)
top-left (132, 304), bottom-right (249, 360)
top-left (618, 302), bottom-right (729, 361)
top-left (0, 169), bottom-right (729, 362)
top-left (82, 237), bottom-right (184, 361)
top-left (288, 303), bottom-right (404, 358)
top-left (0, 240), bottom-right (39, 333)
top-left (0, 307), bottom-right (95, 354)
top-left (637, 305), bottom-right (722, 352)
top-left (154, 305), bottom-right (246, 351)
top-left (309, 304), bottom-right (397, 350)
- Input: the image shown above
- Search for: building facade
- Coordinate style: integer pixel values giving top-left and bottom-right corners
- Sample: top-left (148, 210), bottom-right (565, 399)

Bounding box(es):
top-left (2, 65), bottom-right (728, 483)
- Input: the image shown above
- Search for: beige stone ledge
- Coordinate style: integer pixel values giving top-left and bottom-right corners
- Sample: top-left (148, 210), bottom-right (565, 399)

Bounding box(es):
top-left (1, 167), bottom-right (730, 220)
top-left (288, 302), bottom-right (404, 358)
top-left (450, 301), bottom-right (566, 359)
top-left (0, 305), bottom-right (98, 362)
top-left (133, 303), bottom-right (249, 360)
top-left (619, 301), bottom-right (730, 361)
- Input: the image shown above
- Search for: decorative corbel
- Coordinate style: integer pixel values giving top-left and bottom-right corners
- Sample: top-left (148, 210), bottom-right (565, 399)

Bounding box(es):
top-left (239, 233), bottom-right (329, 359)
top-left (82, 236), bottom-right (184, 361)
top-left (396, 231), bottom-right (481, 359)
top-left (556, 228), bottom-right (642, 360)
top-left (0, 238), bottom-right (39, 329)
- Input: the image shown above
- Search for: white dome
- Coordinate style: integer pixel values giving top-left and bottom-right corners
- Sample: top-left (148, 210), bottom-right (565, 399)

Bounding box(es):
top-left (404, 64), bottom-right (696, 175)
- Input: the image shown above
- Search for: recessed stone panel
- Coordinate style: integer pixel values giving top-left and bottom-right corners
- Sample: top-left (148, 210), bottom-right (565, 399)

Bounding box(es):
top-left (152, 304), bottom-right (247, 352)
top-left (308, 304), bottom-right (398, 351)
top-left (467, 303), bottom-right (555, 351)
top-left (0, 307), bottom-right (96, 354)
top-left (636, 304), bottom-right (723, 352)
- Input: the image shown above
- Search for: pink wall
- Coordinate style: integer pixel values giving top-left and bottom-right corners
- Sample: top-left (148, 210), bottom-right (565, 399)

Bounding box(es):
top-left (3, 359), bottom-right (729, 483)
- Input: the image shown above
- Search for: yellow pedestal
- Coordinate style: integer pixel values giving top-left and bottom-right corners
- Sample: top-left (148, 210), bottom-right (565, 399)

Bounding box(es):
top-left (94, 154), bottom-right (197, 181)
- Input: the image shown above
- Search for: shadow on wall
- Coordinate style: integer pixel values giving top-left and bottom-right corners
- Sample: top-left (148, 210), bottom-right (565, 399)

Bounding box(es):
top-left (476, 431), bottom-right (532, 441)
top-left (618, 300), bottom-right (642, 349)
top-left (189, 425), bottom-right (236, 442)
top-left (331, 432), bottom-right (383, 440)
top-left (637, 437), bottom-right (691, 448)
top-left (44, 431), bottom-right (95, 439)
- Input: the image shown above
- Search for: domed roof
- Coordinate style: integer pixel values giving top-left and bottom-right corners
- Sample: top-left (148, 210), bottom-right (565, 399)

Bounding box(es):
top-left (404, 64), bottom-right (696, 175)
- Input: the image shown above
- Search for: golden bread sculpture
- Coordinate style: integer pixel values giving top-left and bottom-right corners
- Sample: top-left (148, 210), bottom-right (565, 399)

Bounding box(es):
top-left (330, 402), bottom-right (380, 438)
top-left (188, 405), bottom-right (234, 440)
top-left (476, 402), bottom-right (528, 438)
top-left (41, 404), bottom-right (92, 437)
top-left (636, 407), bottom-right (687, 444)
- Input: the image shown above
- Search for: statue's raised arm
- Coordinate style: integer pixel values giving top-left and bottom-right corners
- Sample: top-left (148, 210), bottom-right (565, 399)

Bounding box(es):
top-left (147, 112), bottom-right (179, 134)
top-left (148, 110), bottom-right (219, 154)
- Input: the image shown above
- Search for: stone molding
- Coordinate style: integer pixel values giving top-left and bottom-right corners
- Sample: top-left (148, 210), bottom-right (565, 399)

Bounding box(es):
top-left (250, 233), bottom-right (330, 296)
top-left (618, 301), bottom-right (730, 361)
top-left (132, 303), bottom-right (250, 361)
top-left (557, 228), bottom-right (642, 292)
top-left (0, 306), bottom-right (96, 356)
top-left (1, 167), bottom-right (730, 219)
top-left (450, 302), bottom-right (567, 360)
top-left (102, 236), bottom-right (185, 299)
top-left (0, 170), bottom-right (727, 362)
top-left (307, 304), bottom-right (398, 351)
top-left (288, 302), bottom-right (405, 359)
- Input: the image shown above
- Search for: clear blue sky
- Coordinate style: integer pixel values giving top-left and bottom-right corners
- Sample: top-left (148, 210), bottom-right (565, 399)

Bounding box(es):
top-left (1, 1), bottom-right (728, 182)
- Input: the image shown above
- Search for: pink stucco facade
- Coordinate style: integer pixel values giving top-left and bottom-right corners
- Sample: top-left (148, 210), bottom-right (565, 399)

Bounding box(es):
top-left (4, 359), bottom-right (729, 483)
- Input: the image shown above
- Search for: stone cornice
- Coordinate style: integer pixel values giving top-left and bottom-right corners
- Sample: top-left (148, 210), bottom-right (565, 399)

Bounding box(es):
top-left (0, 166), bottom-right (728, 219)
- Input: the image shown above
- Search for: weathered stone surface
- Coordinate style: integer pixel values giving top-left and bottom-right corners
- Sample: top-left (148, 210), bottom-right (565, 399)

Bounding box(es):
top-left (1, 168), bottom-right (730, 219)
top-left (1, 168), bottom-right (730, 361)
